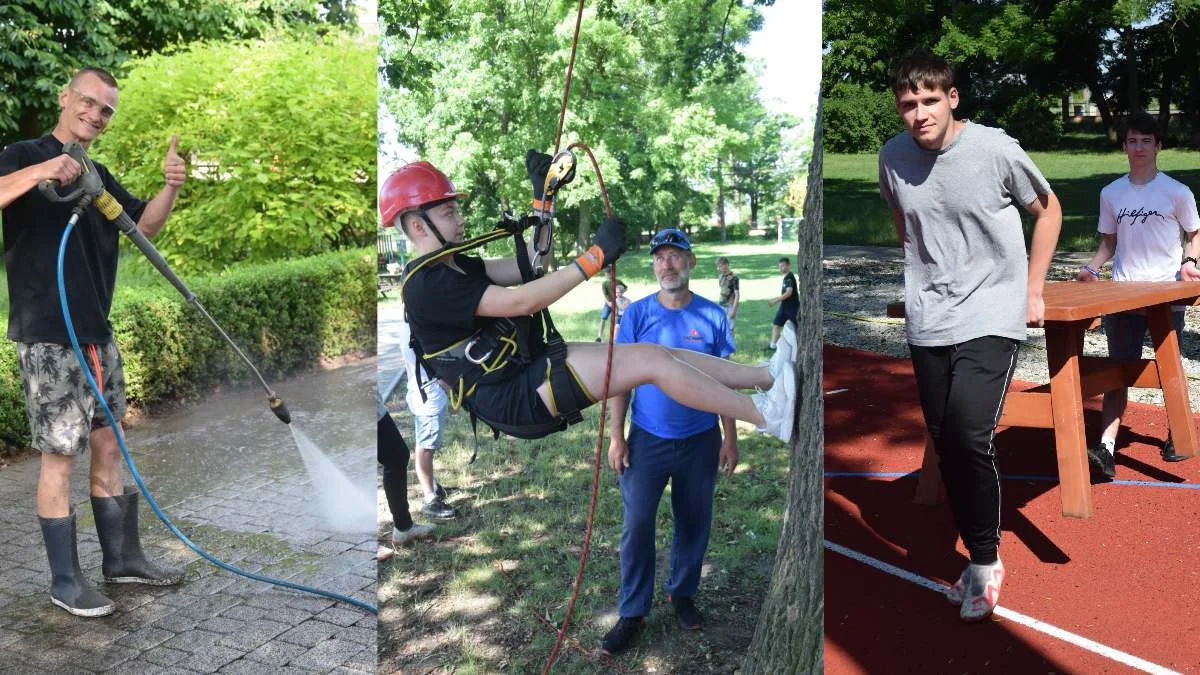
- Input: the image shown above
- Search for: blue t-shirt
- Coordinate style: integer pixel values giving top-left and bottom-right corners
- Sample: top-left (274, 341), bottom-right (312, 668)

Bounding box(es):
top-left (617, 292), bottom-right (735, 439)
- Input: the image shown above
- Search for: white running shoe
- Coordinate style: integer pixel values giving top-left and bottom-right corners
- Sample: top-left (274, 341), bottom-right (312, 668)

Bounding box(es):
top-left (959, 559), bottom-right (1005, 622)
top-left (392, 523), bottom-right (434, 547)
top-left (945, 566), bottom-right (970, 605)
top-left (754, 361), bottom-right (796, 443)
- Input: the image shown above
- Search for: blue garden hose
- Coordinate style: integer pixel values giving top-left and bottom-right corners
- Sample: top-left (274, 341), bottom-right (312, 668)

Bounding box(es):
top-left (57, 220), bottom-right (378, 614)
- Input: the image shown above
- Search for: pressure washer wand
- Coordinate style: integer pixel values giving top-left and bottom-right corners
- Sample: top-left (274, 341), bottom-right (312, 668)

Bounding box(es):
top-left (41, 142), bottom-right (291, 425)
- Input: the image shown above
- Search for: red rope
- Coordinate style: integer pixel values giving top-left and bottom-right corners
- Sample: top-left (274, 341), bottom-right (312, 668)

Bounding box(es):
top-left (542, 142), bottom-right (615, 674)
top-left (553, 0), bottom-right (587, 155)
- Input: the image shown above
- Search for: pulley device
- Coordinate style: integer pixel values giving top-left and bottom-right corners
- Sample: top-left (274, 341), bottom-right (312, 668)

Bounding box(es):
top-left (39, 141), bottom-right (291, 425)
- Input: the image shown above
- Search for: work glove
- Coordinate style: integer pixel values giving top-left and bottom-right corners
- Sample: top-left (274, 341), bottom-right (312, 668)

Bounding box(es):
top-left (526, 149), bottom-right (552, 201)
top-left (592, 214), bottom-right (627, 265)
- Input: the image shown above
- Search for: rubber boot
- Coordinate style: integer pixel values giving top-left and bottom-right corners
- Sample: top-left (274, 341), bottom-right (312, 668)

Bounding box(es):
top-left (91, 487), bottom-right (184, 586)
top-left (39, 511), bottom-right (116, 617)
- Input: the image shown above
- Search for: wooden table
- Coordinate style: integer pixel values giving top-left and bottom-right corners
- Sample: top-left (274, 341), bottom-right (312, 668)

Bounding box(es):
top-left (890, 281), bottom-right (1200, 519)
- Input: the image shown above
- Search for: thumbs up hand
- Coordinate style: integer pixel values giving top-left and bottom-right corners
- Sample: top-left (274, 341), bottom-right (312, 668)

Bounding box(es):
top-left (163, 135), bottom-right (185, 188)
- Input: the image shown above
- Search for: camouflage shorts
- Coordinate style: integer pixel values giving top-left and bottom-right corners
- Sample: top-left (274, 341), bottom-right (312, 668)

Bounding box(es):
top-left (16, 342), bottom-right (128, 456)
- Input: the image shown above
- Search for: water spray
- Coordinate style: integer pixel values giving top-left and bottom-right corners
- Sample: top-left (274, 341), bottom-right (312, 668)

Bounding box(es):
top-left (39, 141), bottom-right (291, 426)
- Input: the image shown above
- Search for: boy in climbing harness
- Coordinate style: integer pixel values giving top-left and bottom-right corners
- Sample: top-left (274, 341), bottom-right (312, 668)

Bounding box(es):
top-left (0, 68), bottom-right (185, 617)
top-left (383, 155), bottom-right (796, 443)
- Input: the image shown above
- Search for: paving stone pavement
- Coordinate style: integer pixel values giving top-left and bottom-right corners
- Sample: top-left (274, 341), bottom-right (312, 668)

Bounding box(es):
top-left (0, 360), bottom-right (377, 673)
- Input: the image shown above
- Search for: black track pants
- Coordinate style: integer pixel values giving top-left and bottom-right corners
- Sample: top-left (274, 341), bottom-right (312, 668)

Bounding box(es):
top-left (378, 412), bottom-right (413, 531)
top-left (909, 336), bottom-right (1020, 565)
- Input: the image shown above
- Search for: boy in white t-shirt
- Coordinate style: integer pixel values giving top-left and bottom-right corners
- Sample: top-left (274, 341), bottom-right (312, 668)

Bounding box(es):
top-left (1077, 111), bottom-right (1200, 478)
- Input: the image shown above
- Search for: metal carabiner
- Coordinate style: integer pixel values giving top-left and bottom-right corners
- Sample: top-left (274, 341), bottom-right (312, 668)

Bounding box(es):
top-left (463, 337), bottom-right (493, 365)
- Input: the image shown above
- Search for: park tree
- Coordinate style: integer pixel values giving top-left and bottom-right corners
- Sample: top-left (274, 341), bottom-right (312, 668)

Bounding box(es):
top-left (743, 97), bottom-right (824, 675)
top-left (379, 0), bottom-right (788, 245)
top-left (0, 0), bottom-right (354, 146)
top-left (823, 0), bottom-right (1200, 149)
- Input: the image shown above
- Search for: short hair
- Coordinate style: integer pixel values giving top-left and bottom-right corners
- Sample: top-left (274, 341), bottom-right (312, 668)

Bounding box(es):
top-left (1120, 111), bottom-right (1161, 144)
top-left (71, 68), bottom-right (118, 89)
top-left (716, 256), bottom-right (730, 265)
top-left (778, 257), bottom-right (790, 265)
top-left (601, 278), bottom-right (626, 298)
top-left (889, 51), bottom-right (955, 96)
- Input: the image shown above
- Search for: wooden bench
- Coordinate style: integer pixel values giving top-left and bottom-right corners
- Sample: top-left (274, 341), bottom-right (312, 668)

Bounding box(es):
top-left (888, 281), bottom-right (1200, 518)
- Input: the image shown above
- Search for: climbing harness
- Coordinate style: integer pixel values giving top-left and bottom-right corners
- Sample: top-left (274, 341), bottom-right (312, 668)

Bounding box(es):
top-left (47, 144), bottom-right (375, 614)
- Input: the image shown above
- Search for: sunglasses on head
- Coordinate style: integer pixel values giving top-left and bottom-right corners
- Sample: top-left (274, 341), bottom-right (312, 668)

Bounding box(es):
top-left (651, 230), bottom-right (688, 248)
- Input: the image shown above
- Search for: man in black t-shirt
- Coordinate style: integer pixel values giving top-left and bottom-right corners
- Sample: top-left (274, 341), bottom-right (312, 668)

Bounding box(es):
top-left (382, 159), bottom-right (797, 446)
top-left (0, 68), bottom-right (186, 617)
top-left (767, 257), bottom-right (799, 350)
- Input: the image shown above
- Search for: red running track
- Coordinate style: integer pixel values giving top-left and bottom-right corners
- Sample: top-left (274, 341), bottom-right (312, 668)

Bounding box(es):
top-left (824, 345), bottom-right (1200, 674)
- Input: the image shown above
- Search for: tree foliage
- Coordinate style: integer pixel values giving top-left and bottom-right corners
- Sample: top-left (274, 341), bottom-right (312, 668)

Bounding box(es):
top-left (823, 0), bottom-right (1200, 149)
top-left (0, 0), bottom-right (354, 146)
top-left (93, 34), bottom-right (376, 275)
top-left (378, 0), bottom-right (798, 245)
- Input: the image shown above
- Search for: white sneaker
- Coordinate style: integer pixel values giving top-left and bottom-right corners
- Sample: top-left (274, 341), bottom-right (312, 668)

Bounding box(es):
top-left (392, 523), bottom-right (434, 547)
top-left (779, 320), bottom-right (798, 356)
top-left (959, 559), bottom-right (1005, 622)
top-left (944, 566), bottom-right (969, 605)
top-left (768, 336), bottom-right (795, 379)
top-left (754, 363), bottom-right (796, 443)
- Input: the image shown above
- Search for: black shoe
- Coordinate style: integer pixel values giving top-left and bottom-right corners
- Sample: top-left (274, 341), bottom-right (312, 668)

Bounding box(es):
top-left (1086, 443), bottom-right (1116, 480)
top-left (92, 488), bottom-right (185, 586)
top-left (434, 483), bottom-right (449, 500)
top-left (600, 616), bottom-right (644, 655)
top-left (421, 496), bottom-right (457, 520)
top-left (39, 511), bottom-right (116, 617)
top-left (1161, 436), bottom-right (1188, 462)
top-left (669, 593), bottom-right (703, 631)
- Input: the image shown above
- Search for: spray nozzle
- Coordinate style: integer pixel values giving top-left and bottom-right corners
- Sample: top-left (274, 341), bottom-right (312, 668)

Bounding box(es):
top-left (269, 397), bottom-right (291, 425)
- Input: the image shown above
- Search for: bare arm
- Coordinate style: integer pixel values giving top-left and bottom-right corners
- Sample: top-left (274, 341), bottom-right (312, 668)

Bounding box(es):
top-left (0, 156), bottom-right (81, 210)
top-left (476, 262), bottom-right (588, 317)
top-left (1077, 233), bottom-right (1116, 282)
top-left (718, 413), bottom-right (738, 476)
top-left (1181, 229), bottom-right (1200, 281)
top-left (607, 392), bottom-right (631, 473)
top-left (135, 135), bottom-right (185, 238)
top-left (1025, 191), bottom-right (1063, 327)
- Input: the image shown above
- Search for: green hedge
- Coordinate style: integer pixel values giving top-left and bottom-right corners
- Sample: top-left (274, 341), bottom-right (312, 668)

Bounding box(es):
top-left (0, 248), bottom-right (375, 452)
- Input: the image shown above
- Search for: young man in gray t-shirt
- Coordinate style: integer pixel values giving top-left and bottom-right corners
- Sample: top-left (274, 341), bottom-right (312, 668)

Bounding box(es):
top-left (878, 52), bottom-right (1062, 622)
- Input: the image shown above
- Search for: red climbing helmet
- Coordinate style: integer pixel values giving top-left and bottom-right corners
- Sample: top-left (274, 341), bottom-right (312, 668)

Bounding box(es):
top-left (379, 161), bottom-right (462, 227)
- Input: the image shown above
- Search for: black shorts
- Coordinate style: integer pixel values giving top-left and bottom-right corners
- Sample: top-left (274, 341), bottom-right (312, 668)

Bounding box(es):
top-left (773, 305), bottom-right (798, 327)
top-left (467, 355), bottom-right (596, 434)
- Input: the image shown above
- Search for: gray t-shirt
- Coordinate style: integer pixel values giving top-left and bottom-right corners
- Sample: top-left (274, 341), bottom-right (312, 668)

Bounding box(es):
top-left (879, 122), bottom-right (1052, 346)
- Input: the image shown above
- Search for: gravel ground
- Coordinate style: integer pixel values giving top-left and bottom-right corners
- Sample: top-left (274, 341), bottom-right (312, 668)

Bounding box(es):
top-left (822, 244), bottom-right (1200, 411)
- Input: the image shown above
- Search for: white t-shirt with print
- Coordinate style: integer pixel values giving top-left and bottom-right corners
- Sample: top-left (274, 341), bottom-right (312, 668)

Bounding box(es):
top-left (1099, 172), bottom-right (1200, 282)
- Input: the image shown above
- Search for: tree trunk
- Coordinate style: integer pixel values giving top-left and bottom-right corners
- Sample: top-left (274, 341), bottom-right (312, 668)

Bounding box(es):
top-left (742, 98), bottom-right (824, 675)
top-left (1087, 75), bottom-right (1117, 143)
top-left (576, 204), bottom-right (592, 258)
top-left (716, 156), bottom-right (727, 242)
top-left (1124, 27), bottom-right (1139, 112)
top-left (1159, 74), bottom-right (1173, 147)
top-left (1061, 92), bottom-right (1070, 123)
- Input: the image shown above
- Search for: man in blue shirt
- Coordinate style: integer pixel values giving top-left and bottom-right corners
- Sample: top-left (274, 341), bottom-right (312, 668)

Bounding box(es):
top-left (600, 228), bottom-right (793, 654)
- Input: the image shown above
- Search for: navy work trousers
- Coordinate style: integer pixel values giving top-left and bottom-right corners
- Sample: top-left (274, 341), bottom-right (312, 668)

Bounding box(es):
top-left (617, 423), bottom-right (721, 618)
top-left (909, 336), bottom-right (1019, 565)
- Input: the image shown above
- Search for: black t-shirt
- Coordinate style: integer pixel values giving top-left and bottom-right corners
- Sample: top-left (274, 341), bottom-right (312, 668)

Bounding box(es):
top-left (402, 253), bottom-right (522, 386)
top-left (0, 136), bottom-right (146, 343)
top-left (781, 271), bottom-right (800, 313)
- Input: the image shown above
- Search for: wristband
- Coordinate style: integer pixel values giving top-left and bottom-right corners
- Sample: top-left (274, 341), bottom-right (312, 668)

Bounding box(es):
top-left (1184, 256), bottom-right (1198, 267)
top-left (1082, 265), bottom-right (1100, 278)
top-left (574, 245), bottom-right (605, 279)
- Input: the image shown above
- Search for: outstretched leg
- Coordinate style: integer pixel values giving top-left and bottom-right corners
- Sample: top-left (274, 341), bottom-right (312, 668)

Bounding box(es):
top-left (546, 342), bottom-right (768, 426)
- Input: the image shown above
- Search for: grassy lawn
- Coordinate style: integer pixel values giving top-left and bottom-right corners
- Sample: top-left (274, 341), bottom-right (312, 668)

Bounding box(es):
top-left (825, 147), bottom-right (1200, 252)
top-left (378, 238), bottom-right (798, 673)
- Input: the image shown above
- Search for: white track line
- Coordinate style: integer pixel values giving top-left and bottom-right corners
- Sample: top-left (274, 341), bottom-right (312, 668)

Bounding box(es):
top-left (825, 540), bottom-right (1181, 675)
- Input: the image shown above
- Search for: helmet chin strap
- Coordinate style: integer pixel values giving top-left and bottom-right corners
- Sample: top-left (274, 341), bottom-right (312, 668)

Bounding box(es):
top-left (418, 209), bottom-right (450, 248)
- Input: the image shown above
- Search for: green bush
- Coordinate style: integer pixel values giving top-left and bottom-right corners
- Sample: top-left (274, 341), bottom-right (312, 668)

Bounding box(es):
top-left (0, 248), bottom-right (375, 453)
top-left (823, 83), bottom-right (900, 153)
top-left (93, 33), bottom-right (377, 276)
top-left (995, 92), bottom-right (1063, 150)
